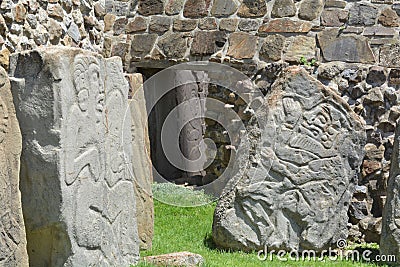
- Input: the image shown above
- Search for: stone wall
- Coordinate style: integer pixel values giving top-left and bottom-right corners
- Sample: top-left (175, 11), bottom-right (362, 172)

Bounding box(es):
top-left (2, 0), bottom-right (400, 243)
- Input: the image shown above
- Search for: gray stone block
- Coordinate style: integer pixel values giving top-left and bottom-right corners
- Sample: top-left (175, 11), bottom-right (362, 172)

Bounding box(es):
top-left (9, 47), bottom-right (139, 266)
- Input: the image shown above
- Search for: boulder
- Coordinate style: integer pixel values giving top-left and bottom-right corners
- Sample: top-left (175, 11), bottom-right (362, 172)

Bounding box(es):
top-left (0, 66), bottom-right (29, 266)
top-left (9, 47), bottom-right (140, 266)
top-left (212, 66), bottom-right (366, 252)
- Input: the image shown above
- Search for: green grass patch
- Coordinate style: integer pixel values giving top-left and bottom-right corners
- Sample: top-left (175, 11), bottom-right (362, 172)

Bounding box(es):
top-left (137, 185), bottom-right (388, 267)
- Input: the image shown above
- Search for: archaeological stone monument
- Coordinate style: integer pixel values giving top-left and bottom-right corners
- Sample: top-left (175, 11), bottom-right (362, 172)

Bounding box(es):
top-left (9, 47), bottom-right (139, 266)
top-left (381, 122), bottom-right (400, 265)
top-left (127, 73), bottom-right (154, 250)
top-left (0, 66), bottom-right (28, 266)
top-left (212, 67), bottom-right (366, 252)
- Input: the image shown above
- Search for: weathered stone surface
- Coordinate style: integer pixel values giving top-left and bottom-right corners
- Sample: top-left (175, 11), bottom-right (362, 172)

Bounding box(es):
top-left (138, 0), bottom-right (164, 15)
top-left (238, 19), bottom-right (260, 31)
top-left (258, 19), bottom-right (312, 34)
top-left (271, 0), bottom-right (296, 18)
top-left (299, 0), bottom-right (324, 21)
top-left (363, 26), bottom-right (396, 36)
top-left (325, 0), bottom-right (346, 8)
top-left (259, 34), bottom-right (285, 62)
top-left (149, 16), bottom-right (172, 33)
top-left (157, 32), bottom-right (188, 59)
top-left (219, 18), bottom-right (238, 32)
top-left (318, 29), bottom-right (375, 63)
top-left (126, 17), bottom-right (148, 33)
top-left (366, 66), bottom-right (387, 87)
top-left (130, 34), bottom-right (157, 60)
top-left (237, 0), bottom-right (268, 18)
top-left (191, 31), bottom-right (226, 56)
top-left (211, 0), bottom-right (239, 17)
top-left (380, 44), bottom-right (400, 68)
top-left (0, 67), bottom-right (28, 266)
top-left (143, 252), bottom-right (204, 267)
top-left (284, 36), bottom-right (316, 62)
top-left (183, 0), bottom-right (211, 18)
top-left (126, 73), bottom-right (154, 250)
top-left (199, 18), bottom-right (218, 30)
top-left (348, 3), bottom-right (378, 26)
top-left (113, 17), bottom-right (128, 35)
top-left (378, 8), bottom-right (400, 27)
top-left (9, 47), bottom-right (140, 266)
top-left (381, 122), bottom-right (400, 265)
top-left (227, 32), bottom-right (257, 59)
top-left (321, 9), bottom-right (348, 27)
top-left (173, 19), bottom-right (198, 32)
top-left (165, 0), bottom-right (185, 15)
top-left (389, 68), bottom-right (400, 85)
top-left (213, 66), bottom-right (366, 252)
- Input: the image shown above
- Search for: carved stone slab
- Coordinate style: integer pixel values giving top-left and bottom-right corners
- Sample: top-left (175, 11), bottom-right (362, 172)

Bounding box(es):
top-left (127, 73), bottom-right (154, 250)
top-left (9, 47), bottom-right (139, 266)
top-left (381, 122), bottom-right (400, 265)
top-left (212, 66), bottom-right (366, 252)
top-left (0, 67), bottom-right (28, 266)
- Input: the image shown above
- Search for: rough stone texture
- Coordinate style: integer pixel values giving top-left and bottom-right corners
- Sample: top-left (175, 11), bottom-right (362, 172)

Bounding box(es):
top-left (349, 3), bottom-right (379, 26)
top-left (271, 0), bottom-right (296, 18)
top-left (0, 66), bottom-right (28, 266)
top-left (381, 122), bottom-right (400, 265)
top-left (219, 18), bottom-right (239, 32)
top-left (237, 0), bottom-right (268, 18)
top-left (191, 31), bottom-right (226, 56)
top-left (321, 9), bottom-right (349, 27)
top-left (299, 0), bottom-right (324, 21)
top-left (165, 0), bottom-right (185, 15)
top-left (130, 34), bottom-right (157, 60)
top-left (149, 16), bottom-right (172, 33)
top-left (126, 73), bottom-right (154, 251)
top-left (258, 19), bottom-right (312, 34)
top-left (174, 19), bottom-right (198, 32)
top-left (318, 29), bottom-right (375, 63)
top-left (259, 34), bottom-right (285, 62)
top-left (157, 32), bottom-right (188, 59)
top-left (143, 252), bottom-right (204, 267)
top-left (183, 0), bottom-right (212, 18)
top-left (227, 32), bottom-right (257, 59)
top-left (213, 66), bottom-right (366, 252)
top-left (284, 36), bottom-right (316, 62)
top-left (380, 44), bottom-right (400, 67)
top-left (378, 8), bottom-right (399, 27)
top-left (138, 0), bottom-right (164, 16)
top-left (126, 17), bottom-right (148, 33)
top-left (211, 0), bottom-right (239, 18)
top-left (10, 47), bottom-right (139, 266)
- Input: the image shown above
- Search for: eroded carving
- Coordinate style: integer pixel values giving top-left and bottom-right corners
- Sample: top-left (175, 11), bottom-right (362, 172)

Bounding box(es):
top-left (213, 67), bottom-right (365, 252)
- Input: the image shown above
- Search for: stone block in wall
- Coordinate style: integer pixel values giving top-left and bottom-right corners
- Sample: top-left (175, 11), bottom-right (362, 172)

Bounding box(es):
top-left (199, 17), bottom-right (218, 30)
top-left (258, 19), bottom-right (312, 34)
top-left (238, 19), bottom-right (260, 31)
top-left (130, 34), bottom-right (158, 60)
top-left (149, 16), bottom-right (172, 34)
top-left (389, 69), bottom-right (400, 85)
top-left (126, 17), bottom-right (148, 33)
top-left (271, 0), bottom-right (296, 18)
top-left (348, 3), bottom-right (379, 26)
top-left (378, 8), bottom-right (400, 27)
top-left (227, 32), bottom-right (257, 59)
top-left (284, 36), bottom-right (316, 63)
top-left (211, 0), bottom-right (239, 17)
top-left (173, 19), bottom-right (198, 32)
top-left (126, 73), bottom-right (154, 250)
top-left (321, 9), bottom-right (348, 27)
top-left (298, 0), bottom-right (324, 21)
top-left (0, 66), bottom-right (28, 266)
top-left (9, 47), bottom-right (139, 266)
top-left (166, 0), bottom-right (185, 15)
top-left (380, 44), bottom-right (400, 68)
top-left (191, 31), bottom-right (226, 56)
top-left (259, 34), bottom-right (285, 62)
top-left (219, 18), bottom-right (238, 32)
top-left (318, 29), bottom-right (375, 63)
top-left (325, 0), bottom-right (347, 9)
top-left (138, 0), bottom-right (164, 15)
top-left (183, 0), bottom-right (212, 18)
top-left (212, 66), bottom-right (366, 252)
top-left (157, 32), bottom-right (188, 59)
top-left (237, 0), bottom-right (267, 18)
